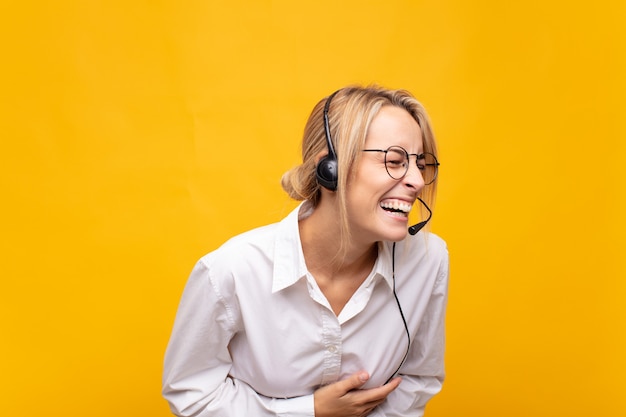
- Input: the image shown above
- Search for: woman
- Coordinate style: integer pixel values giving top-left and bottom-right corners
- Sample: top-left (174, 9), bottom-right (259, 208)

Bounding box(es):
top-left (162, 85), bottom-right (449, 417)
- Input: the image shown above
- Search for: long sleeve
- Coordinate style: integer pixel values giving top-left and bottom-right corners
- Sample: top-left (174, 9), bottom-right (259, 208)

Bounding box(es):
top-left (370, 248), bottom-right (449, 417)
top-left (162, 259), bottom-right (315, 417)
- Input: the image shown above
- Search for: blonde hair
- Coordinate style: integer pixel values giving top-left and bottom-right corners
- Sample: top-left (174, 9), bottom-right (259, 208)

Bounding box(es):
top-left (281, 85), bottom-right (439, 253)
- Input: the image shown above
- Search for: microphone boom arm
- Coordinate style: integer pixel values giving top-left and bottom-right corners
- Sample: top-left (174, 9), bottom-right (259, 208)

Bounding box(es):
top-left (408, 197), bottom-right (432, 236)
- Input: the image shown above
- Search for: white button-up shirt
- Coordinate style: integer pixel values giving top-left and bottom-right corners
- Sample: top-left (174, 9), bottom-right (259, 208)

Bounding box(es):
top-left (163, 203), bottom-right (449, 416)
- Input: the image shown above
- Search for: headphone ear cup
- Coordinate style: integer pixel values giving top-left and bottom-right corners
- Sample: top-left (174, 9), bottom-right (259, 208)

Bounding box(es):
top-left (316, 155), bottom-right (338, 191)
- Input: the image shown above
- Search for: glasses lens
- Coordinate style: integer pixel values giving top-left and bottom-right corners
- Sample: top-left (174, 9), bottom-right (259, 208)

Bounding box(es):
top-left (418, 152), bottom-right (439, 185)
top-left (384, 147), bottom-right (409, 179)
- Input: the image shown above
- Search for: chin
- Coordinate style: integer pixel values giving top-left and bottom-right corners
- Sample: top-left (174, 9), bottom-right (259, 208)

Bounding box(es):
top-left (378, 225), bottom-right (408, 242)
top-left (386, 232), bottom-right (408, 242)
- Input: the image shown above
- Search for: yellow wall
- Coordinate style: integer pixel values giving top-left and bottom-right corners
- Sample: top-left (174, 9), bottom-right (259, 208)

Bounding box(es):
top-left (1, 1), bottom-right (624, 416)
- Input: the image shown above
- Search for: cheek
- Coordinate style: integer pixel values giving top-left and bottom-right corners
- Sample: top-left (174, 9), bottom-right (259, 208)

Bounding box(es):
top-left (347, 183), bottom-right (383, 214)
top-left (346, 166), bottom-right (391, 208)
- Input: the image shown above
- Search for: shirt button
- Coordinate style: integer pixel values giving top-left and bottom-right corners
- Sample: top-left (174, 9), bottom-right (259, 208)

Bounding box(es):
top-left (328, 345), bottom-right (337, 353)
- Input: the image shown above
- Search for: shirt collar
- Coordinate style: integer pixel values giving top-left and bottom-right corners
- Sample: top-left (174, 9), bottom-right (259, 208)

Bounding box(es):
top-left (271, 202), bottom-right (396, 293)
top-left (272, 203), bottom-right (309, 293)
top-left (374, 241), bottom-right (395, 290)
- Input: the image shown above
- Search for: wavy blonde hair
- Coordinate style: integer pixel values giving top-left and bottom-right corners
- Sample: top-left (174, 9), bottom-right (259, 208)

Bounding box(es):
top-left (281, 85), bottom-right (439, 252)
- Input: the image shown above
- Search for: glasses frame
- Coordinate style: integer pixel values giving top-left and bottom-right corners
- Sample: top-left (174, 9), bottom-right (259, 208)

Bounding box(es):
top-left (362, 146), bottom-right (440, 185)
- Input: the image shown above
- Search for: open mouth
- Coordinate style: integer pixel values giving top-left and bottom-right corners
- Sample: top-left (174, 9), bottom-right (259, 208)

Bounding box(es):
top-left (380, 200), bottom-right (412, 218)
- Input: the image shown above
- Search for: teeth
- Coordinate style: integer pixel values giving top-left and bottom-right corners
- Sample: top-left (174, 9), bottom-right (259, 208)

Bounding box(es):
top-left (380, 200), bottom-right (412, 213)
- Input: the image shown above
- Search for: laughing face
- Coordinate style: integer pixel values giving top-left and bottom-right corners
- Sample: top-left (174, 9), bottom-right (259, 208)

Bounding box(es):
top-left (345, 105), bottom-right (426, 243)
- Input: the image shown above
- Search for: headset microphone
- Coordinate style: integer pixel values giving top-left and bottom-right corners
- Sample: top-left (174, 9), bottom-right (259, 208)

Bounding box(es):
top-left (408, 197), bottom-right (432, 235)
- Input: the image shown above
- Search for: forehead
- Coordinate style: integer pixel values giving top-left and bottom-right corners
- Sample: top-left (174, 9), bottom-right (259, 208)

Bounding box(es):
top-left (364, 105), bottom-right (423, 152)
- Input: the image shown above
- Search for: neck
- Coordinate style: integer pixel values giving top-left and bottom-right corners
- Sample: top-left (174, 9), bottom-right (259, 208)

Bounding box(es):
top-left (299, 203), bottom-right (377, 280)
top-left (299, 204), bottom-right (377, 316)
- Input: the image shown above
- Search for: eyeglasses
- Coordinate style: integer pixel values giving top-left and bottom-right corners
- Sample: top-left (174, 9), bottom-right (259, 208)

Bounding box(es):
top-left (362, 146), bottom-right (440, 185)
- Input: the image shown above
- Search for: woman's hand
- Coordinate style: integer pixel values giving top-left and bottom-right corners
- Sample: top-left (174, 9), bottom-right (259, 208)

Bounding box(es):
top-left (313, 372), bottom-right (401, 417)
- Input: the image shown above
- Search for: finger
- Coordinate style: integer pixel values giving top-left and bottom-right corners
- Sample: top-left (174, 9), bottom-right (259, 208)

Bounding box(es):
top-left (377, 376), bottom-right (402, 397)
top-left (334, 371), bottom-right (370, 394)
top-left (385, 376), bottom-right (402, 390)
top-left (351, 376), bottom-right (402, 404)
top-left (354, 386), bottom-right (400, 416)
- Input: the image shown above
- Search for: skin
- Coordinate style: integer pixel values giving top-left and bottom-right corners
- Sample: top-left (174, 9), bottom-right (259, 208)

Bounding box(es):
top-left (314, 372), bottom-right (402, 417)
top-left (299, 105), bottom-right (426, 416)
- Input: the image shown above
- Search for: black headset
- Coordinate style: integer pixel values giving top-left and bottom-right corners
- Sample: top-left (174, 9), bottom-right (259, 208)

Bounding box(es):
top-left (315, 90), bottom-right (341, 191)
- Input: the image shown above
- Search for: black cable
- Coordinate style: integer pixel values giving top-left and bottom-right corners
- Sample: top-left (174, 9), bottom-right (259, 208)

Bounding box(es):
top-left (384, 242), bottom-right (411, 384)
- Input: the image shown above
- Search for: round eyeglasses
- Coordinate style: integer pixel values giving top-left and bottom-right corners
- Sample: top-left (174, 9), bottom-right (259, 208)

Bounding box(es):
top-left (362, 146), bottom-right (440, 185)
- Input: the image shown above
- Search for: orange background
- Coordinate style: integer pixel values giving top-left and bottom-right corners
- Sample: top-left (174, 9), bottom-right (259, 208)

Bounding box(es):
top-left (1, 1), bottom-right (624, 416)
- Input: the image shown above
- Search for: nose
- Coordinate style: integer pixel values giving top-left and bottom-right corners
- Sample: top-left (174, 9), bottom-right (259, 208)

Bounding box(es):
top-left (402, 160), bottom-right (426, 191)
